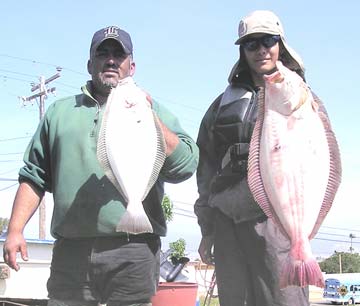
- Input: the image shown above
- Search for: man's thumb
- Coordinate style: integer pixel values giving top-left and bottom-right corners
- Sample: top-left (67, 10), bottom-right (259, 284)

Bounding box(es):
top-left (20, 245), bottom-right (29, 261)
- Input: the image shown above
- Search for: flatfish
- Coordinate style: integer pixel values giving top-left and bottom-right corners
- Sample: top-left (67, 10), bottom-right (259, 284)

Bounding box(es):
top-left (97, 77), bottom-right (166, 234)
top-left (248, 61), bottom-right (341, 288)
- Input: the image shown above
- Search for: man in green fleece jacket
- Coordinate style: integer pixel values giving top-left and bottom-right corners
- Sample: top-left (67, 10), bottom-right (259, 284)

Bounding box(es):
top-left (3, 26), bottom-right (199, 306)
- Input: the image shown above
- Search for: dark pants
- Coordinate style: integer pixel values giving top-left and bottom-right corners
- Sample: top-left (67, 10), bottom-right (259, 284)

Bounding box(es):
top-left (214, 210), bottom-right (310, 306)
top-left (47, 235), bottom-right (160, 306)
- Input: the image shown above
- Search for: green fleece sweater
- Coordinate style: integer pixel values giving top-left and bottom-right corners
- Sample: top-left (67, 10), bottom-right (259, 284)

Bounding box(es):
top-left (19, 82), bottom-right (199, 239)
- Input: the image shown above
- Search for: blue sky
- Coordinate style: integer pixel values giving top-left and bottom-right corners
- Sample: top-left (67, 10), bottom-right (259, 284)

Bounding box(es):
top-left (0, 0), bottom-right (359, 258)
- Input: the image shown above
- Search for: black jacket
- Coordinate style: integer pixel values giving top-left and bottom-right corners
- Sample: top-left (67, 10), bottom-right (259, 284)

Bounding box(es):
top-left (194, 83), bottom-right (266, 236)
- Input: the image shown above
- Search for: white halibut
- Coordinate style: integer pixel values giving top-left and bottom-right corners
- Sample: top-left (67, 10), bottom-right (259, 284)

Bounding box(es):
top-left (97, 77), bottom-right (166, 234)
top-left (248, 61), bottom-right (342, 288)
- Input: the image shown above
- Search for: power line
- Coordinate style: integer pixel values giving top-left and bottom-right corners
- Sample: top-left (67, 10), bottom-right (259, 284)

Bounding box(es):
top-left (173, 206), bottom-right (195, 214)
top-left (0, 64), bottom-right (206, 120)
top-left (0, 136), bottom-right (31, 142)
top-left (0, 54), bottom-right (60, 70)
top-left (322, 226), bottom-right (360, 233)
top-left (317, 231), bottom-right (358, 238)
top-left (0, 74), bottom-right (33, 84)
top-left (0, 182), bottom-right (18, 191)
top-left (313, 236), bottom-right (360, 244)
top-left (0, 152), bottom-right (24, 156)
top-left (173, 210), bottom-right (197, 219)
top-left (0, 159), bottom-right (22, 163)
top-left (55, 81), bottom-right (80, 90)
top-left (152, 95), bottom-right (204, 113)
top-left (0, 68), bottom-right (38, 78)
top-left (0, 168), bottom-right (19, 175)
top-left (0, 54), bottom-right (87, 76)
top-left (171, 200), bottom-right (360, 235)
top-left (0, 72), bottom-right (80, 97)
top-left (173, 199), bottom-right (195, 206)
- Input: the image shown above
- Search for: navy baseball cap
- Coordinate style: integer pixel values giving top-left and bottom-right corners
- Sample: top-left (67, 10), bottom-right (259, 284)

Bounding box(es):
top-left (90, 26), bottom-right (133, 57)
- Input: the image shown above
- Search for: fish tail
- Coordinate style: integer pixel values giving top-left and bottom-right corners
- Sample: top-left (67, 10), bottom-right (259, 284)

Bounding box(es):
top-left (116, 202), bottom-right (153, 234)
top-left (279, 255), bottom-right (324, 288)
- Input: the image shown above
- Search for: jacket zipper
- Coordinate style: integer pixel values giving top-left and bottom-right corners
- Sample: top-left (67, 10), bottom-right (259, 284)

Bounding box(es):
top-left (90, 100), bottom-right (101, 138)
top-left (241, 90), bottom-right (257, 142)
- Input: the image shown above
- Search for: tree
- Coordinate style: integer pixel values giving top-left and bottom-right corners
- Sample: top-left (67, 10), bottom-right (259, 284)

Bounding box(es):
top-left (161, 194), bottom-right (174, 223)
top-left (0, 217), bottom-right (9, 235)
top-left (319, 251), bottom-right (360, 274)
top-left (169, 238), bottom-right (187, 262)
top-left (161, 195), bottom-right (188, 263)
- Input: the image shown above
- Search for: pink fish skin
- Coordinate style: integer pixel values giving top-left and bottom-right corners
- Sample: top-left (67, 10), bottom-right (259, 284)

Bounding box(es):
top-left (248, 61), bottom-right (342, 288)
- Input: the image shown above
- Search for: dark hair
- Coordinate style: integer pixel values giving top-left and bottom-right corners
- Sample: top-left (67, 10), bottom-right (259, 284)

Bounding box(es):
top-left (278, 41), bottom-right (306, 81)
top-left (233, 42), bottom-right (306, 84)
top-left (231, 47), bottom-right (254, 86)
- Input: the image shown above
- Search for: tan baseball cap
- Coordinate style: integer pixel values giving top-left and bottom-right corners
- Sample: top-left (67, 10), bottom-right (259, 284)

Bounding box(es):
top-left (228, 10), bottom-right (305, 82)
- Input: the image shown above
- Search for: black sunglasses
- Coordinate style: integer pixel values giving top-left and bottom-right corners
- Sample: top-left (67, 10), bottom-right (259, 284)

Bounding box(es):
top-left (241, 35), bottom-right (281, 52)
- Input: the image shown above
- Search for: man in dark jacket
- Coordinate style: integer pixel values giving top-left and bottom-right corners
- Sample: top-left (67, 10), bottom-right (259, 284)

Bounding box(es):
top-left (194, 10), bottom-right (312, 306)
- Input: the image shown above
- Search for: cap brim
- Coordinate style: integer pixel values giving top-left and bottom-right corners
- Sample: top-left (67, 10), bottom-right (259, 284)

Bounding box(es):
top-left (90, 37), bottom-right (131, 57)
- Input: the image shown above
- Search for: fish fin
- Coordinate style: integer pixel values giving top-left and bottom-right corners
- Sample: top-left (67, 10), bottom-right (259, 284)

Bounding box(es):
top-left (279, 255), bottom-right (324, 288)
top-left (96, 86), bottom-right (127, 196)
top-left (142, 111), bottom-right (167, 199)
top-left (116, 201), bottom-right (153, 234)
top-left (309, 94), bottom-right (342, 239)
top-left (96, 87), bottom-right (113, 180)
top-left (248, 88), bottom-right (274, 219)
top-left (311, 99), bottom-right (319, 112)
top-left (248, 88), bottom-right (290, 238)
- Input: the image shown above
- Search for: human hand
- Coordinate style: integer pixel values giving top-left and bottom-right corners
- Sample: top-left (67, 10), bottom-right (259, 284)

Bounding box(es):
top-left (263, 61), bottom-right (284, 83)
top-left (123, 83), bottom-right (152, 109)
top-left (198, 235), bottom-right (215, 265)
top-left (142, 89), bottom-right (152, 107)
top-left (3, 232), bottom-right (28, 271)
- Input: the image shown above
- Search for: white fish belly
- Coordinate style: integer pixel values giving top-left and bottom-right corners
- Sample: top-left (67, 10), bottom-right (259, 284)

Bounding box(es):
top-left (97, 77), bottom-right (166, 234)
top-left (259, 103), bottom-right (330, 241)
top-left (105, 103), bottom-right (159, 202)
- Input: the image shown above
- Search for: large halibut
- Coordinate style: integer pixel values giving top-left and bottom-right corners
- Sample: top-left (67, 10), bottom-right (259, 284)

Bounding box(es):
top-left (248, 61), bottom-right (341, 288)
top-left (97, 77), bottom-right (166, 234)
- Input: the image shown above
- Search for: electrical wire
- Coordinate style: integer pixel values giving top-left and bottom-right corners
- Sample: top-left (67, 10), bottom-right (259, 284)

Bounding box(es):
top-left (0, 182), bottom-right (18, 191)
top-left (313, 237), bottom-right (360, 244)
top-left (0, 136), bottom-right (31, 142)
top-left (0, 152), bottom-right (24, 156)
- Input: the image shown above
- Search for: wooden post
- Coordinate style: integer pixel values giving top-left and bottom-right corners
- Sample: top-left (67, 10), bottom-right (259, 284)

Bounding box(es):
top-left (339, 253), bottom-right (342, 274)
top-left (22, 70), bottom-right (61, 239)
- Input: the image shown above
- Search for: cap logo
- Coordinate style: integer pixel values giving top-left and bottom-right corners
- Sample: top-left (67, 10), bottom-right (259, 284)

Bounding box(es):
top-left (104, 26), bottom-right (120, 38)
top-left (238, 21), bottom-right (247, 37)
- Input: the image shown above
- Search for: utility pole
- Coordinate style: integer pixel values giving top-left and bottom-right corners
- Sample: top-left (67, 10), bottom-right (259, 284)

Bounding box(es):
top-left (21, 68), bottom-right (61, 240)
top-left (349, 233), bottom-right (356, 253)
top-left (339, 253), bottom-right (342, 273)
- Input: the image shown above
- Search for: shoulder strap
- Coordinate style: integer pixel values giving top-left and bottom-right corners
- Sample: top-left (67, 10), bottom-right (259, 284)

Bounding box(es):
top-left (219, 83), bottom-right (254, 109)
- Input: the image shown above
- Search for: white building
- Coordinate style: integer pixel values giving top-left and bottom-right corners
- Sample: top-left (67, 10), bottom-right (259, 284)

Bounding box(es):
top-left (0, 238), bottom-right (53, 304)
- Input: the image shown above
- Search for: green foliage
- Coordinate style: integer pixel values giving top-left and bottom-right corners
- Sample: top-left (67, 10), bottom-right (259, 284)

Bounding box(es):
top-left (0, 217), bottom-right (9, 234)
top-left (169, 238), bottom-right (186, 260)
top-left (319, 252), bottom-right (360, 274)
top-left (161, 194), bottom-right (173, 223)
top-left (161, 194), bottom-right (188, 262)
